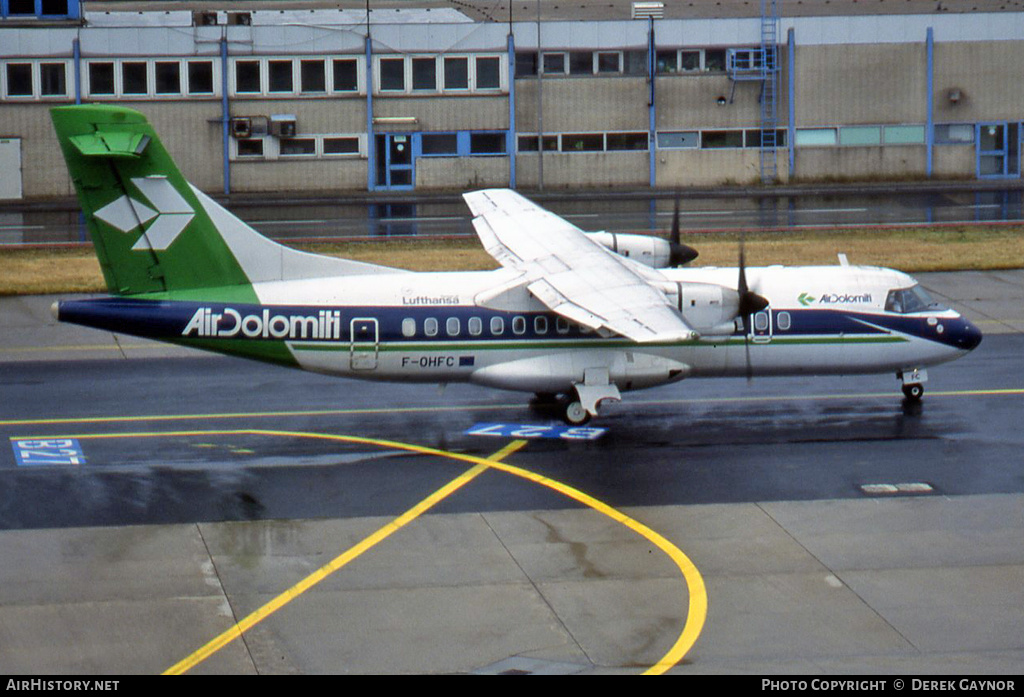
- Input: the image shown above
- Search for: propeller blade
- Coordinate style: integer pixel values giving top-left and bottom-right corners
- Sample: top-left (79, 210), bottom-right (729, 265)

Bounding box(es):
top-left (668, 192), bottom-right (699, 266)
top-left (736, 237), bottom-right (768, 317)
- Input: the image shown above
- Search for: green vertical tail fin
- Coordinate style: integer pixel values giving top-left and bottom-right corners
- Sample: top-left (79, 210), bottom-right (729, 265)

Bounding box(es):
top-left (51, 104), bottom-right (252, 296)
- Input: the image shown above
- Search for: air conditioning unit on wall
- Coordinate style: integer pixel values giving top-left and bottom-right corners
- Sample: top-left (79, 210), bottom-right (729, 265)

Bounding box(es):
top-left (269, 114), bottom-right (297, 138)
top-left (230, 117), bottom-right (252, 138)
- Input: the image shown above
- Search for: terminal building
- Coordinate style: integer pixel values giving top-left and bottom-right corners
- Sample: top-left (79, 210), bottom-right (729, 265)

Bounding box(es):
top-left (1, 0), bottom-right (1022, 200)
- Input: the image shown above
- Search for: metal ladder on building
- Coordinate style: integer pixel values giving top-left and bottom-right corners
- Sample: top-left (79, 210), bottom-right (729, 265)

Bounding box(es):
top-left (759, 0), bottom-right (781, 184)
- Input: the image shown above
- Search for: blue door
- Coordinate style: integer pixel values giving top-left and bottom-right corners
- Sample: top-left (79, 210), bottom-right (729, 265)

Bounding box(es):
top-left (977, 122), bottom-right (1021, 179)
top-left (375, 134), bottom-right (414, 190)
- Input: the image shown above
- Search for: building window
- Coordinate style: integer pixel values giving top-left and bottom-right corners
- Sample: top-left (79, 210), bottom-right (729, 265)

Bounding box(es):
top-left (562, 133), bottom-right (604, 152)
top-left (268, 60), bottom-right (294, 93)
top-left (188, 61), bottom-right (214, 95)
top-left (443, 57), bottom-right (469, 90)
top-left (515, 52), bottom-right (537, 77)
top-left (154, 62), bottom-right (181, 95)
top-left (235, 60), bottom-right (261, 93)
top-left (935, 124), bottom-right (974, 144)
top-left (795, 128), bottom-right (838, 146)
top-left (606, 132), bottom-right (648, 151)
top-left (323, 137), bottom-right (360, 156)
top-left (88, 62), bottom-right (115, 96)
top-left (517, 135), bottom-right (558, 152)
top-left (411, 57), bottom-right (436, 91)
top-left (596, 51), bottom-right (622, 74)
top-left (421, 133), bottom-right (458, 156)
top-left (569, 52), bottom-right (592, 76)
top-left (121, 62), bottom-right (148, 95)
top-left (332, 59), bottom-right (359, 92)
top-left (839, 126), bottom-right (881, 146)
top-left (5, 63), bottom-right (33, 97)
top-left (542, 52), bottom-right (566, 75)
top-left (704, 49), bottom-right (727, 72)
top-left (884, 125), bottom-right (926, 145)
top-left (236, 139), bottom-right (264, 158)
top-left (476, 56), bottom-right (501, 89)
top-left (279, 138), bottom-right (316, 157)
top-left (39, 62), bottom-right (67, 97)
top-left (701, 131), bottom-right (744, 149)
top-left (379, 58), bottom-right (405, 91)
top-left (657, 131), bottom-right (699, 149)
top-left (470, 132), bottom-right (506, 155)
top-left (300, 60), bottom-right (326, 94)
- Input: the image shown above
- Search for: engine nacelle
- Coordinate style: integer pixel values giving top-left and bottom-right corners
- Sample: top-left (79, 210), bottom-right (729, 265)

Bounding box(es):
top-left (658, 282), bottom-right (742, 336)
top-left (587, 232), bottom-right (697, 268)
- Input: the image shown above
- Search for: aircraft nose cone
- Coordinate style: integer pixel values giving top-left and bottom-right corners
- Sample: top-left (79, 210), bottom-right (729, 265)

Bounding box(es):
top-left (959, 319), bottom-right (983, 351)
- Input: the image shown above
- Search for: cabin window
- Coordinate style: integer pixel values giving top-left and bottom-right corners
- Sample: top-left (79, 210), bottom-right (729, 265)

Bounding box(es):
top-left (512, 316), bottom-right (527, 335)
top-left (446, 317), bottom-right (461, 336)
top-left (556, 317), bottom-right (570, 334)
top-left (402, 318), bottom-right (416, 337)
top-left (424, 317), bottom-right (438, 337)
top-left (753, 312), bottom-right (769, 331)
top-left (776, 311), bottom-right (791, 331)
top-left (490, 317), bottom-right (505, 335)
top-left (534, 316), bottom-right (549, 334)
top-left (468, 317), bottom-right (483, 336)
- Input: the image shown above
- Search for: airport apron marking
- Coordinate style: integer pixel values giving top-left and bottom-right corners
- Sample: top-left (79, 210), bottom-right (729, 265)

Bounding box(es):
top-left (14, 428), bottom-right (706, 675)
top-left (10, 438), bottom-right (84, 466)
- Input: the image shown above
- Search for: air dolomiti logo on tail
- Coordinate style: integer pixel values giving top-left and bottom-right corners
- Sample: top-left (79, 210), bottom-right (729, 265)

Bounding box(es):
top-left (93, 176), bottom-right (194, 250)
top-left (182, 307), bottom-right (343, 340)
top-left (799, 292), bottom-right (873, 307)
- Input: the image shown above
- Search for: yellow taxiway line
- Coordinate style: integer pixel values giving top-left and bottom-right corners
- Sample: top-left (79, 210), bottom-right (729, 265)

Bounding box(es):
top-left (3, 386), bottom-right (1021, 429)
top-left (14, 428), bottom-right (707, 675)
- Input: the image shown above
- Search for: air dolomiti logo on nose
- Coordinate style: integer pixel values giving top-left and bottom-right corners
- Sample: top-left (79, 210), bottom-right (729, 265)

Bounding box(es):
top-left (93, 176), bottom-right (194, 250)
top-left (799, 292), bottom-right (872, 307)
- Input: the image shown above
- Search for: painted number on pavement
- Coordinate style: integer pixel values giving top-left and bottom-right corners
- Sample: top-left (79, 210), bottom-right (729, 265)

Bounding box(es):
top-left (466, 423), bottom-right (606, 441)
top-left (11, 439), bottom-right (85, 466)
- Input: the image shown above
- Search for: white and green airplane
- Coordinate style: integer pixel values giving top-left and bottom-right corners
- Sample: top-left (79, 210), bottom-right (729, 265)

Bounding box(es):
top-left (50, 105), bottom-right (981, 424)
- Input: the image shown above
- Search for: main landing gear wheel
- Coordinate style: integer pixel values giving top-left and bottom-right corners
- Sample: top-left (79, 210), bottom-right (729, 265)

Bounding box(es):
top-left (902, 383), bottom-right (924, 401)
top-left (563, 400), bottom-right (591, 425)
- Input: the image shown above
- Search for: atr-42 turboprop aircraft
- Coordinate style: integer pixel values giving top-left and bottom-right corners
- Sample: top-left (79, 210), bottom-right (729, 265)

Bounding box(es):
top-left (50, 105), bottom-right (981, 424)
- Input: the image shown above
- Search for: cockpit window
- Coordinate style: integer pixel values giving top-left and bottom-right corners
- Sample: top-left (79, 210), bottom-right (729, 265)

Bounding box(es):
top-left (884, 284), bottom-right (940, 314)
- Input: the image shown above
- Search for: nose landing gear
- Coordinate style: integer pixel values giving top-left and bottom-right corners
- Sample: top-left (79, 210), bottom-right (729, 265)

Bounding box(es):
top-left (898, 368), bottom-right (927, 402)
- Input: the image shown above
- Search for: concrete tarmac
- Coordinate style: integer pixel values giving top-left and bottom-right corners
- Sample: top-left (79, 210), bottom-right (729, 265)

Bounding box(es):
top-left (0, 270), bottom-right (1022, 675)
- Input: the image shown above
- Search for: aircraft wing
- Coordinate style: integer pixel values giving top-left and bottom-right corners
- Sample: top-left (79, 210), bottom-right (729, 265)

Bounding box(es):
top-left (464, 189), bottom-right (695, 344)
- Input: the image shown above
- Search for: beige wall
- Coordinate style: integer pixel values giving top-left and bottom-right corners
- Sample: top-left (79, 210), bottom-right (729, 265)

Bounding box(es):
top-left (796, 44), bottom-right (927, 126)
top-left (656, 148), bottom-right (789, 187)
top-left (231, 158), bottom-right (366, 193)
top-left (933, 41), bottom-right (1024, 123)
top-left (5, 101), bottom-right (76, 199)
top-left (794, 145), bottom-right (927, 181)
top-left (230, 96), bottom-right (366, 133)
top-left (656, 73), bottom-right (783, 130)
top-left (375, 96), bottom-right (507, 132)
top-left (932, 145), bottom-right (975, 179)
top-left (415, 156), bottom-right (509, 190)
top-left (516, 77), bottom-right (648, 133)
top-left (515, 151), bottom-right (648, 189)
